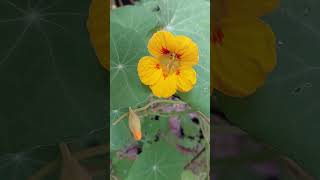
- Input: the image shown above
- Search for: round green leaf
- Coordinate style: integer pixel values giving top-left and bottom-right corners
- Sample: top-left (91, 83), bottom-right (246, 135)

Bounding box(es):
top-left (110, 22), bottom-right (150, 114)
top-left (126, 140), bottom-right (187, 180)
top-left (111, 5), bottom-right (158, 38)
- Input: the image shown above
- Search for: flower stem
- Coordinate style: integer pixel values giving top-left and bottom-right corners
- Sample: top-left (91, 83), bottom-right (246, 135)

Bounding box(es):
top-left (112, 99), bottom-right (186, 125)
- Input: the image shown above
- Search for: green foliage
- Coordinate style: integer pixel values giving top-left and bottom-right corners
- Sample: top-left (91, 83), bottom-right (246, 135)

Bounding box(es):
top-left (180, 115), bottom-right (200, 137)
top-left (216, 0), bottom-right (320, 178)
top-left (126, 140), bottom-right (188, 180)
top-left (110, 114), bottom-right (132, 151)
top-left (110, 1), bottom-right (210, 179)
top-left (0, 0), bottom-right (107, 153)
top-left (112, 158), bottom-right (134, 179)
top-left (179, 115), bottom-right (201, 148)
top-left (142, 115), bottom-right (168, 141)
top-left (181, 170), bottom-right (198, 180)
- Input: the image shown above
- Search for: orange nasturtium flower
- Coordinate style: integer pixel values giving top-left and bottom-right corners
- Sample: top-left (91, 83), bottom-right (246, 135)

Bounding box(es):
top-left (138, 31), bottom-right (199, 98)
top-left (212, 0), bottom-right (279, 97)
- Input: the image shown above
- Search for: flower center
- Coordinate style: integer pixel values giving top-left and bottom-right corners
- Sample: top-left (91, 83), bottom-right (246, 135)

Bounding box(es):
top-left (159, 49), bottom-right (181, 76)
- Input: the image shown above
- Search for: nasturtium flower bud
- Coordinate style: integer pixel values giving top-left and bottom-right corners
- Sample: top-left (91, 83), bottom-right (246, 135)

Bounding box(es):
top-left (128, 107), bottom-right (142, 141)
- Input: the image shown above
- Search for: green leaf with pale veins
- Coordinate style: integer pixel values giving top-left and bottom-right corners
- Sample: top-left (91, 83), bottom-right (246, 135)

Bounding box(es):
top-left (110, 5), bottom-right (158, 118)
top-left (0, 0), bottom-right (107, 153)
top-left (110, 108), bottom-right (132, 151)
top-left (126, 140), bottom-right (187, 180)
top-left (111, 5), bottom-right (158, 40)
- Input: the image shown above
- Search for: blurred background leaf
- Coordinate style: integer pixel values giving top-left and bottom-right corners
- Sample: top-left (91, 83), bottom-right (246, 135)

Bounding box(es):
top-left (0, 0), bottom-right (107, 179)
top-left (0, 0), bottom-right (108, 153)
top-left (216, 1), bottom-right (320, 178)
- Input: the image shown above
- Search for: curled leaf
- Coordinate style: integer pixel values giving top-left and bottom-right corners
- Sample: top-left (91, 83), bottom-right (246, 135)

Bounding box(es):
top-left (128, 107), bottom-right (142, 141)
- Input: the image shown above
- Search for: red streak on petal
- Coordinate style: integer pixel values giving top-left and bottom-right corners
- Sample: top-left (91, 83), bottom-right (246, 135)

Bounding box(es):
top-left (161, 47), bottom-right (170, 55)
top-left (176, 53), bottom-right (182, 59)
top-left (176, 70), bottom-right (180, 75)
top-left (155, 64), bottom-right (160, 69)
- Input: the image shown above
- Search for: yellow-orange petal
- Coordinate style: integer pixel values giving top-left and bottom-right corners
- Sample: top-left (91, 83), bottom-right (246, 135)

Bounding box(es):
top-left (137, 56), bottom-right (162, 85)
top-left (147, 31), bottom-right (177, 59)
top-left (212, 17), bottom-right (276, 97)
top-left (176, 68), bottom-right (197, 92)
top-left (213, 0), bottom-right (279, 19)
top-left (175, 36), bottom-right (199, 67)
top-left (87, 0), bottom-right (108, 70)
top-left (128, 107), bottom-right (142, 141)
top-left (150, 74), bottom-right (177, 98)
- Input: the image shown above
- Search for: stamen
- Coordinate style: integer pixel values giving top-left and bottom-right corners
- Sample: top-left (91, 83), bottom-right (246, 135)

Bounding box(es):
top-left (159, 51), bottom-right (182, 76)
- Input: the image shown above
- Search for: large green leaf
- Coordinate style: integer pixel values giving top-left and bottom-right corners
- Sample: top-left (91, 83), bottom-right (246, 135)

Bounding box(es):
top-left (0, 0), bottom-right (107, 153)
top-left (110, 109), bottom-right (132, 151)
top-left (150, 0), bottom-right (211, 116)
top-left (110, 6), bottom-right (157, 114)
top-left (109, 22), bottom-right (149, 125)
top-left (111, 5), bottom-right (158, 39)
top-left (109, 20), bottom-right (150, 151)
top-left (126, 140), bottom-right (187, 180)
top-left (110, 6), bottom-right (158, 150)
top-left (217, 1), bottom-right (320, 178)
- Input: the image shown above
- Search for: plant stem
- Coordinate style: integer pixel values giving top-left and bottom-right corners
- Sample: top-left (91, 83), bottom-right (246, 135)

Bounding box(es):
top-left (112, 99), bottom-right (186, 125)
top-left (197, 111), bottom-right (210, 124)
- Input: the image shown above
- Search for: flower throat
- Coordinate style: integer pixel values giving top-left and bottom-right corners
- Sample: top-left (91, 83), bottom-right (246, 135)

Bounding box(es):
top-left (159, 48), bottom-right (181, 76)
